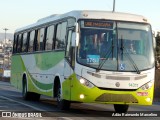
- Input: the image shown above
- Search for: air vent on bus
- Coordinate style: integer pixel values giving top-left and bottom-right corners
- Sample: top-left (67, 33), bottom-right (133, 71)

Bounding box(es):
top-left (95, 93), bottom-right (138, 103)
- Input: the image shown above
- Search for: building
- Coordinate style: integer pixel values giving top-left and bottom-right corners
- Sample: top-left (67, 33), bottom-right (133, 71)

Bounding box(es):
top-left (0, 39), bottom-right (13, 75)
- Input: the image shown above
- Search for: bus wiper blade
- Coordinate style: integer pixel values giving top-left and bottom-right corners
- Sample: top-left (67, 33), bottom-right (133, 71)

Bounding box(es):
top-left (120, 37), bottom-right (140, 74)
top-left (123, 48), bottom-right (141, 74)
top-left (96, 44), bottom-right (113, 72)
top-left (120, 36), bottom-right (124, 60)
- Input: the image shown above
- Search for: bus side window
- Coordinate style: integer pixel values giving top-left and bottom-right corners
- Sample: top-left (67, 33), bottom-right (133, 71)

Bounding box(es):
top-left (55, 22), bottom-right (67, 49)
top-left (22, 32), bottom-right (28, 52)
top-left (66, 29), bottom-right (75, 68)
top-left (61, 22), bottom-right (67, 49)
top-left (66, 30), bottom-right (72, 62)
top-left (37, 28), bottom-right (45, 51)
top-left (55, 23), bottom-right (62, 49)
top-left (28, 31), bottom-right (35, 52)
top-left (17, 34), bottom-right (22, 53)
top-left (45, 25), bottom-right (54, 50)
top-left (13, 35), bottom-right (18, 53)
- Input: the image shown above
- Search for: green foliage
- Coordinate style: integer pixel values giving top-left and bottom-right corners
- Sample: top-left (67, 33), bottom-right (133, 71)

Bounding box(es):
top-left (156, 35), bottom-right (160, 47)
top-left (156, 35), bottom-right (160, 55)
top-left (156, 34), bottom-right (160, 68)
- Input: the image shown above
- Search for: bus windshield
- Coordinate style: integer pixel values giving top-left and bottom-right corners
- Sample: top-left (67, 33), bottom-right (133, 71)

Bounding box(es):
top-left (77, 20), bottom-right (154, 72)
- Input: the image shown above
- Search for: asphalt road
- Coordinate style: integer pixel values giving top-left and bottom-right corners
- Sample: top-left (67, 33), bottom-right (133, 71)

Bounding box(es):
top-left (0, 80), bottom-right (160, 120)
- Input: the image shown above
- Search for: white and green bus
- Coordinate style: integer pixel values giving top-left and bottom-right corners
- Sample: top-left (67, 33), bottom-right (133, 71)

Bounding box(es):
top-left (11, 10), bottom-right (155, 113)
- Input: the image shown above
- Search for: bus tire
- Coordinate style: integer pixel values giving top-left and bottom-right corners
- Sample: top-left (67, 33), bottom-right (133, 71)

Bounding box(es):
top-left (31, 92), bottom-right (41, 101)
top-left (57, 85), bottom-right (70, 110)
top-left (114, 104), bottom-right (129, 113)
top-left (22, 78), bottom-right (30, 100)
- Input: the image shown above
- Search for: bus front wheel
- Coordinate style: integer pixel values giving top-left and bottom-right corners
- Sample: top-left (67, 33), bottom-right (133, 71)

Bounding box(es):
top-left (114, 104), bottom-right (129, 113)
top-left (57, 86), bottom-right (70, 110)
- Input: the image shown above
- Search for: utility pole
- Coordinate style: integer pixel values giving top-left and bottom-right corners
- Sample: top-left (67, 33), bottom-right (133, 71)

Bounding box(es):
top-left (3, 28), bottom-right (9, 47)
top-left (3, 28), bottom-right (9, 69)
top-left (113, 0), bottom-right (116, 12)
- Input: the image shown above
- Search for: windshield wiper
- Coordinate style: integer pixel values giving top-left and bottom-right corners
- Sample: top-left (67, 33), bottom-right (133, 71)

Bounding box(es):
top-left (120, 36), bottom-right (124, 60)
top-left (120, 38), bottom-right (141, 74)
top-left (124, 49), bottom-right (141, 74)
top-left (96, 41), bottom-right (114, 72)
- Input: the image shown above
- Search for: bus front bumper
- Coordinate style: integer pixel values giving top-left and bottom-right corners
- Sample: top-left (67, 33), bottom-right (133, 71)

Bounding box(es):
top-left (62, 74), bottom-right (154, 105)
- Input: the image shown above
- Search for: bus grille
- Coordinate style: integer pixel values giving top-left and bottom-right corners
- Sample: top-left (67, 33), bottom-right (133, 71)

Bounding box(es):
top-left (95, 93), bottom-right (138, 103)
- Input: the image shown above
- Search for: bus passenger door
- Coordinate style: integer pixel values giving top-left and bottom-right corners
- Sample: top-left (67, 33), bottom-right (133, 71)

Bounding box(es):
top-left (64, 29), bottom-right (74, 100)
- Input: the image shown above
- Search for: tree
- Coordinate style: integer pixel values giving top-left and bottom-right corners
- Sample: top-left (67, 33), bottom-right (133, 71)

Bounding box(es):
top-left (156, 32), bottom-right (160, 68)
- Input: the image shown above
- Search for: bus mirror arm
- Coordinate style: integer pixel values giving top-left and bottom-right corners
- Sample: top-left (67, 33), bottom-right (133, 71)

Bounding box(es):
top-left (75, 23), bottom-right (79, 33)
top-left (71, 32), bottom-right (79, 47)
top-left (153, 36), bottom-right (156, 49)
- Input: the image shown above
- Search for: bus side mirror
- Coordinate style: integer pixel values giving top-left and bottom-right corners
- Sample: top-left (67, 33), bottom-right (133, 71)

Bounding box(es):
top-left (72, 32), bottom-right (79, 47)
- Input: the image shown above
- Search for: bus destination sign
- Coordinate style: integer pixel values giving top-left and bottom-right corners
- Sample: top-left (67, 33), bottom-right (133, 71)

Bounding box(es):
top-left (84, 21), bottom-right (113, 29)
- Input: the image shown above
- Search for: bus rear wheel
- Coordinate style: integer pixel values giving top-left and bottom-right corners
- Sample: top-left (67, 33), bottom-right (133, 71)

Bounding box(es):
top-left (57, 86), bottom-right (70, 110)
top-left (114, 104), bottom-right (129, 113)
top-left (22, 79), bottom-right (30, 100)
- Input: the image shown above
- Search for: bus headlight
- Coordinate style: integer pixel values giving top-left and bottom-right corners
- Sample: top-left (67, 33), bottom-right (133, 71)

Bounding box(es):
top-left (77, 75), bottom-right (95, 88)
top-left (141, 81), bottom-right (153, 90)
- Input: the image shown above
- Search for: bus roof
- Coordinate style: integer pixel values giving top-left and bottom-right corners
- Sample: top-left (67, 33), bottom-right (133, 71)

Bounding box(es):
top-left (15, 10), bottom-right (149, 33)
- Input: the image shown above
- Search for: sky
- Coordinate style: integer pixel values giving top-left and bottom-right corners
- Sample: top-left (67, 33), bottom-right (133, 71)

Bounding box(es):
top-left (0, 0), bottom-right (159, 33)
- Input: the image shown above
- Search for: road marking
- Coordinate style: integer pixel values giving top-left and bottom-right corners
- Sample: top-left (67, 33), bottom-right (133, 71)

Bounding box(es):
top-left (0, 96), bottom-right (74, 119)
top-left (60, 117), bottom-right (74, 120)
top-left (0, 95), bottom-right (44, 111)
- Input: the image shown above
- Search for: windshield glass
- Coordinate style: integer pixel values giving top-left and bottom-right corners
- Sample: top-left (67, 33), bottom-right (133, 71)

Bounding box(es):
top-left (77, 20), bottom-right (154, 72)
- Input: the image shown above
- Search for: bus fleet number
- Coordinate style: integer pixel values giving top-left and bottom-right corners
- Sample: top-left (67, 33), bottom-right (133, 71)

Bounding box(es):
top-left (129, 83), bottom-right (138, 88)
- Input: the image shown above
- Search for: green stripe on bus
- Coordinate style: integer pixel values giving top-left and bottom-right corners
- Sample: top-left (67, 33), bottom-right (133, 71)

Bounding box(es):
top-left (34, 51), bottom-right (65, 70)
top-left (28, 72), bottom-right (53, 91)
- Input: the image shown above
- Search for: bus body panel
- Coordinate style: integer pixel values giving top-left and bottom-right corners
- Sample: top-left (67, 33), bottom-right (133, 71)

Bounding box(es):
top-left (11, 51), bottom-right (65, 96)
top-left (11, 52), bottom-right (154, 105)
top-left (63, 63), bottom-right (155, 104)
top-left (62, 72), bottom-right (154, 105)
